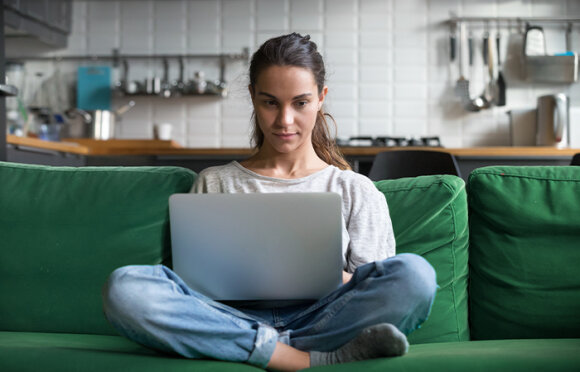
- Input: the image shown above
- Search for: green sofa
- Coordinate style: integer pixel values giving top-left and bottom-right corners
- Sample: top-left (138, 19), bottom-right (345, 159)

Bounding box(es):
top-left (1, 161), bottom-right (579, 371)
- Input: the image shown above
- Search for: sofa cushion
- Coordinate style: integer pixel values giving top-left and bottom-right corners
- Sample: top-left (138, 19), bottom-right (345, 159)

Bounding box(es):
top-left (310, 339), bottom-right (580, 371)
top-left (4, 334), bottom-right (580, 372)
top-left (0, 162), bottom-right (195, 336)
top-left (468, 166), bottom-right (580, 340)
top-left (0, 331), bottom-right (261, 371)
top-left (375, 175), bottom-right (469, 344)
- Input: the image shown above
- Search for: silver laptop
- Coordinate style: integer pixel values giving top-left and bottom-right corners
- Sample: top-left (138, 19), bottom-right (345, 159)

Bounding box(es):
top-left (169, 192), bottom-right (343, 301)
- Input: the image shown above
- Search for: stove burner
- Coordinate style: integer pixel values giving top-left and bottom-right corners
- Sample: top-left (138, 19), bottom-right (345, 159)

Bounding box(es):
top-left (340, 136), bottom-right (442, 147)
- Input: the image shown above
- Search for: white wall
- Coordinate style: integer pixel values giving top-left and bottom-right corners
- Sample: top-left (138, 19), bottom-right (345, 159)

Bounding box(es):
top-left (8, 0), bottom-right (580, 148)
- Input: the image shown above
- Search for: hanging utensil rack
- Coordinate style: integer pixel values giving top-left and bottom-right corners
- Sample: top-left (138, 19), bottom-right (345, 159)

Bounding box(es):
top-left (447, 16), bottom-right (580, 48)
top-left (447, 16), bottom-right (580, 28)
top-left (448, 16), bottom-right (580, 84)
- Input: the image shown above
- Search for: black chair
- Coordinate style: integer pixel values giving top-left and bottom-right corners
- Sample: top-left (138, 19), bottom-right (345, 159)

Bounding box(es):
top-left (367, 150), bottom-right (462, 181)
top-left (571, 153), bottom-right (580, 166)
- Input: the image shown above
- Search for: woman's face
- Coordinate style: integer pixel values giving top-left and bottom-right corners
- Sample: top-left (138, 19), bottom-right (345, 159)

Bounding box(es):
top-left (250, 65), bottom-right (327, 155)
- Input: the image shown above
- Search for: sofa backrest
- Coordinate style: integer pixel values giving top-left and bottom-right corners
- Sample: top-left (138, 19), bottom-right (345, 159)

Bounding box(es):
top-left (0, 162), bottom-right (196, 336)
top-left (375, 175), bottom-right (470, 344)
top-left (468, 166), bottom-right (580, 340)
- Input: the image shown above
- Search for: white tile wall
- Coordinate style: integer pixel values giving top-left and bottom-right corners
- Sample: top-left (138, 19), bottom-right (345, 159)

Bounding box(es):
top-left (8, 0), bottom-right (580, 148)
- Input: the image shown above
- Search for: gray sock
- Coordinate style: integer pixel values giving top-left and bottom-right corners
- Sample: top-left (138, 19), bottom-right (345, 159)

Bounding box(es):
top-left (309, 323), bottom-right (409, 366)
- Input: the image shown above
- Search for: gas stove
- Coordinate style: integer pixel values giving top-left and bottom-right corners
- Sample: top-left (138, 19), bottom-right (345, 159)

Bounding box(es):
top-left (337, 136), bottom-right (442, 147)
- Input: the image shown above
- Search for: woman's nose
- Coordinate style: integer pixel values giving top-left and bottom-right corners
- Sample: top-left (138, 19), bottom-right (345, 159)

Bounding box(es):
top-left (278, 106), bottom-right (293, 126)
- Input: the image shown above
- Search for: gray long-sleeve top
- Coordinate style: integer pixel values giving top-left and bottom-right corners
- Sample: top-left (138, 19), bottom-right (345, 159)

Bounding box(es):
top-left (191, 161), bottom-right (396, 272)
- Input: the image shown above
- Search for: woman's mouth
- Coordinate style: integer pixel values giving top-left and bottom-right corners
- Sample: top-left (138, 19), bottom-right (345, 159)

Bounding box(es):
top-left (275, 133), bottom-right (297, 140)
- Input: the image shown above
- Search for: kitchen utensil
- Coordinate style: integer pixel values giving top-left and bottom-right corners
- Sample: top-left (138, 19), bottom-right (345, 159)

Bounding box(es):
top-left (524, 24), bottom-right (546, 56)
top-left (448, 31), bottom-right (458, 93)
top-left (536, 93), bottom-right (569, 148)
top-left (472, 30), bottom-right (492, 110)
top-left (161, 58), bottom-right (172, 98)
top-left (118, 60), bottom-right (145, 95)
top-left (173, 57), bottom-right (186, 96)
top-left (115, 101), bottom-right (135, 116)
top-left (146, 77), bottom-right (161, 95)
top-left (205, 79), bottom-right (228, 97)
top-left (115, 59), bottom-right (129, 94)
top-left (77, 66), bottom-right (112, 110)
top-left (465, 31), bottom-right (485, 111)
top-left (566, 23), bottom-right (573, 52)
top-left (496, 32), bottom-right (506, 106)
top-left (454, 23), bottom-right (480, 112)
top-left (193, 71), bottom-right (207, 94)
top-left (485, 33), bottom-right (497, 105)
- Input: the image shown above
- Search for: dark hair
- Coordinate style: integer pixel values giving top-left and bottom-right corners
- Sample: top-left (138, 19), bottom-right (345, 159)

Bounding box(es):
top-left (248, 33), bottom-right (351, 170)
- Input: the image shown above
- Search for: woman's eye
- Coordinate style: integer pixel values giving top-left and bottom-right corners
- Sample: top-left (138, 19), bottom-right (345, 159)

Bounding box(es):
top-left (265, 100), bottom-right (277, 106)
top-left (295, 101), bottom-right (308, 108)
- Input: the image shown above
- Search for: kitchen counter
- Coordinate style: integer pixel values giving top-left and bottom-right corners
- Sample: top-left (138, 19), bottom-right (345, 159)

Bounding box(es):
top-left (6, 135), bottom-right (186, 156)
top-left (6, 135), bottom-right (579, 179)
top-left (7, 135), bottom-right (580, 157)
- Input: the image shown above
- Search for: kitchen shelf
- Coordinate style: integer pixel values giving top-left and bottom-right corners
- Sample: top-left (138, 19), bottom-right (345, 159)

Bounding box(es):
top-left (6, 48), bottom-right (250, 64)
top-left (7, 48), bottom-right (250, 91)
top-left (114, 91), bottom-right (226, 99)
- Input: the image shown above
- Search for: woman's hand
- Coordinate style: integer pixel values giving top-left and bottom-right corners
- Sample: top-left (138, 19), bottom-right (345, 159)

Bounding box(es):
top-left (342, 271), bottom-right (353, 284)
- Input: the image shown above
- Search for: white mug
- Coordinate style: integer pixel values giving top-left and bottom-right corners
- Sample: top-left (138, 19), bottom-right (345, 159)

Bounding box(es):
top-left (154, 123), bottom-right (173, 140)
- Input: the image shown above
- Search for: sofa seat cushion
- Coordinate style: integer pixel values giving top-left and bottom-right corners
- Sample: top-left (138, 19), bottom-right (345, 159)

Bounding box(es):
top-left (375, 175), bottom-right (469, 344)
top-left (0, 331), bottom-right (261, 371)
top-left (0, 162), bottom-right (196, 336)
top-left (468, 166), bottom-right (580, 340)
top-left (309, 339), bottom-right (580, 371)
top-left (4, 333), bottom-right (579, 372)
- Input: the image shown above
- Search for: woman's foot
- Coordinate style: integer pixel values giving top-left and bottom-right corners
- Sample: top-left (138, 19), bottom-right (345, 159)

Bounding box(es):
top-left (309, 323), bottom-right (409, 366)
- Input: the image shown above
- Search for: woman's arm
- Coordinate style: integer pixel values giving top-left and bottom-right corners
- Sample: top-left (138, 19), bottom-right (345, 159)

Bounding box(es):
top-left (342, 271), bottom-right (353, 284)
top-left (344, 177), bottom-right (396, 272)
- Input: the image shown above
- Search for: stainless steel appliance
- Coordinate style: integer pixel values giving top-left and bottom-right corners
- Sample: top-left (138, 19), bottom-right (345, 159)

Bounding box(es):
top-left (536, 94), bottom-right (569, 148)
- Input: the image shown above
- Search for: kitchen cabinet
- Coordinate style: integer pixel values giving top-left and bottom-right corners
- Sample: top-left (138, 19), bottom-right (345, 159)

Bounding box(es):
top-left (4, 0), bottom-right (72, 48)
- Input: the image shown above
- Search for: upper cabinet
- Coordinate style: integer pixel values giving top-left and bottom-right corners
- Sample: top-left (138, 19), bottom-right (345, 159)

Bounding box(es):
top-left (4, 0), bottom-right (72, 48)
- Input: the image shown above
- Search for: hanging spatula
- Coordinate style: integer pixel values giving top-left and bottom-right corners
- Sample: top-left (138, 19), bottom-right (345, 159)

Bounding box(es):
top-left (454, 23), bottom-right (480, 112)
top-left (454, 24), bottom-right (471, 101)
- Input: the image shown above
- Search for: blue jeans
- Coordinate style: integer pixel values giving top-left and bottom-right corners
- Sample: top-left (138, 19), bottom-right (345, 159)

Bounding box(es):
top-left (102, 253), bottom-right (436, 368)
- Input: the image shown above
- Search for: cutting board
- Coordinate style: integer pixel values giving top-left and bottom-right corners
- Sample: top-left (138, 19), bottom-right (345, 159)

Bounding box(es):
top-left (76, 66), bottom-right (111, 110)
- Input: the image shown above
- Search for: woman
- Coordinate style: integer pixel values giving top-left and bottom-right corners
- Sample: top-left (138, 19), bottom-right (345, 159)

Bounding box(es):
top-left (103, 33), bottom-right (437, 371)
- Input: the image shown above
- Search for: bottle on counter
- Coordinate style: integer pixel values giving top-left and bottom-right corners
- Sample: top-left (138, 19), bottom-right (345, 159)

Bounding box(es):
top-left (193, 71), bottom-right (207, 95)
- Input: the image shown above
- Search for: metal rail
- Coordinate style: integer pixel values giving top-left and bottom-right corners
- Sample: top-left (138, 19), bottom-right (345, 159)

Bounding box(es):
top-left (451, 16), bottom-right (580, 23)
top-left (6, 47), bottom-right (250, 65)
top-left (448, 16), bottom-right (580, 27)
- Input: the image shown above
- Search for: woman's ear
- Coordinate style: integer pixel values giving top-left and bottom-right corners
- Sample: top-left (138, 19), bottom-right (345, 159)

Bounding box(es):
top-left (318, 86), bottom-right (328, 110)
top-left (248, 85), bottom-right (255, 100)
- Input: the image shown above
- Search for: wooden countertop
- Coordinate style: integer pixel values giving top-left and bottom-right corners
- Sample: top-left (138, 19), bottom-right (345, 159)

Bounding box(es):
top-left (7, 135), bottom-right (580, 158)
